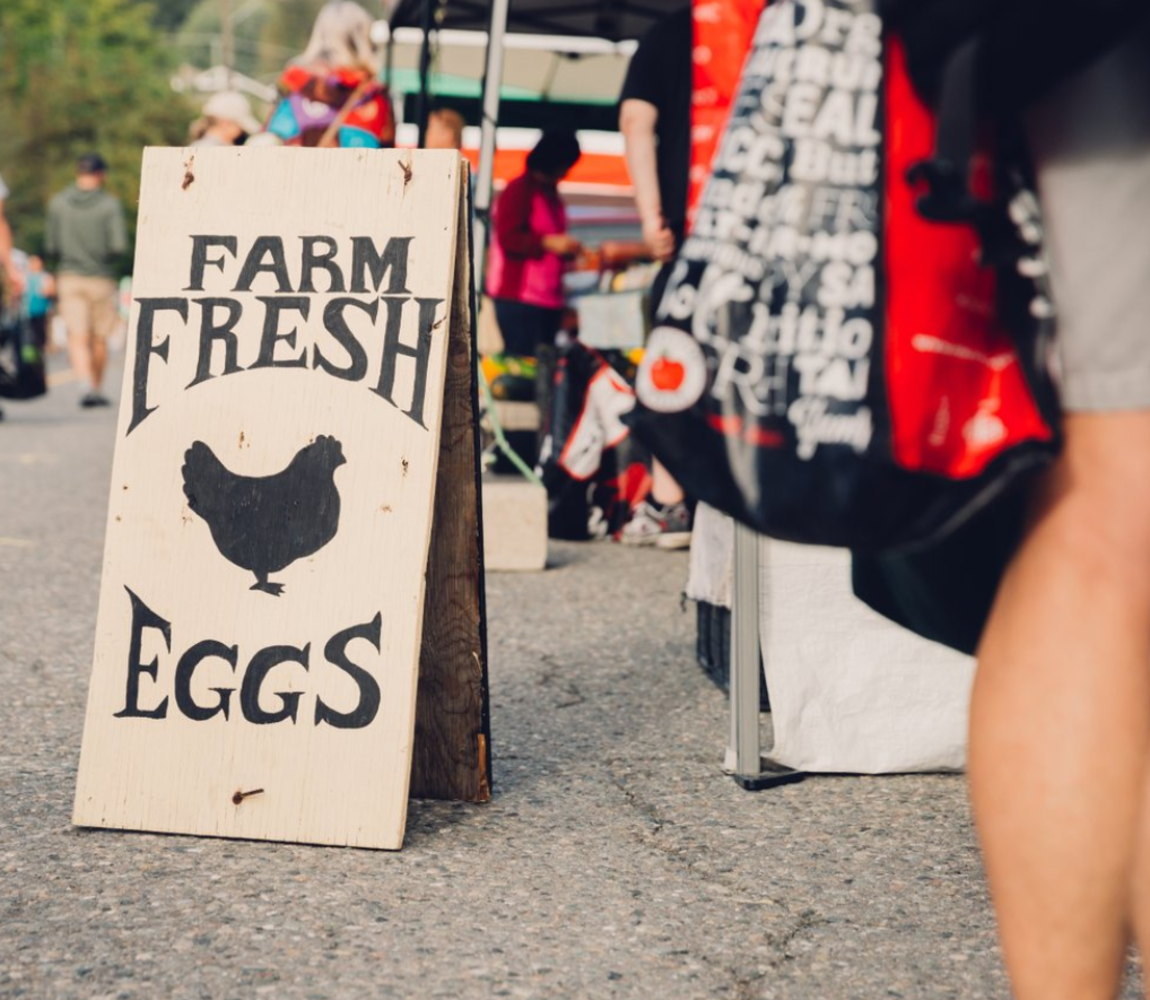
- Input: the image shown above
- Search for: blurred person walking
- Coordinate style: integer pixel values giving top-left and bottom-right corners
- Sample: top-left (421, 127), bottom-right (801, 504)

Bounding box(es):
top-left (424, 108), bottom-right (475, 209)
top-left (189, 90), bottom-right (263, 147)
top-left (974, 33), bottom-right (1150, 1000)
top-left (263, 1), bottom-right (395, 149)
top-left (22, 255), bottom-right (55, 352)
top-left (618, 7), bottom-right (694, 548)
top-left (46, 153), bottom-right (126, 409)
top-left (425, 108), bottom-right (465, 151)
top-left (485, 131), bottom-right (582, 358)
top-left (872, 2), bottom-right (1150, 998)
top-left (619, 7), bottom-right (691, 276)
top-left (0, 169), bottom-right (24, 422)
top-left (0, 171), bottom-right (24, 297)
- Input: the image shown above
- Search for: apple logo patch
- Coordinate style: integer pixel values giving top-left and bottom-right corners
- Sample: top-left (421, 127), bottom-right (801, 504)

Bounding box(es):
top-left (635, 326), bottom-right (707, 414)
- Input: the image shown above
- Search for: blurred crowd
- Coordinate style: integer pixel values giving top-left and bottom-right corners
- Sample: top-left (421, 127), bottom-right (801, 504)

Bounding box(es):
top-left (0, 0), bottom-right (687, 545)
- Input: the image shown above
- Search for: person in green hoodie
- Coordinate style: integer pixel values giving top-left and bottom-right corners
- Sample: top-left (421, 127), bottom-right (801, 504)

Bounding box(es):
top-left (46, 153), bottom-right (126, 408)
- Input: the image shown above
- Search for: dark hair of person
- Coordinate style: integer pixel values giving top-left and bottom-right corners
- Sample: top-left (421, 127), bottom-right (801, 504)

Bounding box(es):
top-left (526, 130), bottom-right (581, 176)
top-left (77, 152), bottom-right (109, 175)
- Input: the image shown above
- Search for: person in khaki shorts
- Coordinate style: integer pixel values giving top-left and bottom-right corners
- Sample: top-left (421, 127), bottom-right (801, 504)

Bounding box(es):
top-left (46, 153), bottom-right (126, 408)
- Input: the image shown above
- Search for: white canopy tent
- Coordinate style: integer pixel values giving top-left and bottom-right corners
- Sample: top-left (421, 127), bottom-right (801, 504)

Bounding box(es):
top-left (386, 0), bottom-right (689, 288)
top-left (372, 24), bottom-right (638, 104)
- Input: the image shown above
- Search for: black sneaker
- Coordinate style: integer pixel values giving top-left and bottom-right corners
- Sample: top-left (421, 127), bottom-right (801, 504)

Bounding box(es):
top-left (80, 392), bottom-right (110, 408)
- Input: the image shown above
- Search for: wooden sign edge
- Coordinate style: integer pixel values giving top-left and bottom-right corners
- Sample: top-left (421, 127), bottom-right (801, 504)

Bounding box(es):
top-left (410, 162), bottom-right (492, 804)
top-left (71, 148), bottom-right (466, 851)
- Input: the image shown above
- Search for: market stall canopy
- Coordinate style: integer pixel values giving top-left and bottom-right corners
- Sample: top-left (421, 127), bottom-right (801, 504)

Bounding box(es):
top-left (384, 0), bottom-right (692, 290)
top-left (388, 0), bottom-right (690, 41)
top-left (374, 25), bottom-right (636, 105)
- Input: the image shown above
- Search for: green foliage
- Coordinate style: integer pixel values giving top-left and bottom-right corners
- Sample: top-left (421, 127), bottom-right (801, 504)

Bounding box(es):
top-left (173, 0), bottom-right (333, 84)
top-left (260, 0), bottom-right (331, 74)
top-left (138, 0), bottom-right (203, 32)
top-left (175, 0), bottom-right (276, 82)
top-left (0, 0), bottom-right (194, 265)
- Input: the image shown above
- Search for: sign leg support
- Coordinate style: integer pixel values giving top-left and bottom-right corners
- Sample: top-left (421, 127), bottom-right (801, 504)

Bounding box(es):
top-left (727, 524), bottom-right (806, 790)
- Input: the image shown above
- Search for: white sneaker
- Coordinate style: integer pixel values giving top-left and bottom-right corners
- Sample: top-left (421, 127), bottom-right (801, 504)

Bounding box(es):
top-left (621, 500), bottom-right (692, 549)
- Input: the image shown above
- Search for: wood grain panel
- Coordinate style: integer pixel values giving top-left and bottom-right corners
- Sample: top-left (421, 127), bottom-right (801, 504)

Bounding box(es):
top-left (411, 169), bottom-right (491, 802)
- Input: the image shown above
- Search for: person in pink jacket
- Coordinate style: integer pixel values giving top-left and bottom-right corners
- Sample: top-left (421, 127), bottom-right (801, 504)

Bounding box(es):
top-left (485, 131), bottom-right (582, 357)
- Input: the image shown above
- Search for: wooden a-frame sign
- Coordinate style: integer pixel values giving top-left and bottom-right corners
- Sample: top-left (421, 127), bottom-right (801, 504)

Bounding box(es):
top-left (73, 147), bottom-right (490, 851)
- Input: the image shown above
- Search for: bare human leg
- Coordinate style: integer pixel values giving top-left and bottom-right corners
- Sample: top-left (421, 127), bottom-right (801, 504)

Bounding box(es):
top-left (970, 411), bottom-right (1150, 1000)
top-left (1137, 772), bottom-right (1150, 999)
top-left (90, 334), bottom-right (107, 393)
top-left (651, 459), bottom-right (685, 506)
top-left (66, 328), bottom-right (91, 388)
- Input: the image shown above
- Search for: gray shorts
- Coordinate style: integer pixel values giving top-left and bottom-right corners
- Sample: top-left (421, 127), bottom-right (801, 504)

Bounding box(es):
top-left (1027, 17), bottom-right (1150, 412)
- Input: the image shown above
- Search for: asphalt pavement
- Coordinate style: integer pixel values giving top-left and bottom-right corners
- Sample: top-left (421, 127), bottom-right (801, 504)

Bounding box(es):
top-left (1, 356), bottom-right (1143, 1000)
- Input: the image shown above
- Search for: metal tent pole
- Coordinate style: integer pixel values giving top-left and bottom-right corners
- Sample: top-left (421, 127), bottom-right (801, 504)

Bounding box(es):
top-left (384, 21), bottom-right (395, 91)
top-left (471, 0), bottom-right (543, 483)
top-left (221, 0), bottom-right (235, 88)
top-left (415, 0), bottom-right (436, 146)
top-left (727, 527), bottom-right (805, 790)
top-left (728, 522), bottom-right (762, 779)
top-left (473, 0), bottom-right (510, 288)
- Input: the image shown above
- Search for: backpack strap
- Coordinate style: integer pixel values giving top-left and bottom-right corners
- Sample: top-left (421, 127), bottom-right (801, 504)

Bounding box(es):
top-left (906, 37), bottom-right (1022, 267)
top-left (906, 38), bottom-right (980, 224)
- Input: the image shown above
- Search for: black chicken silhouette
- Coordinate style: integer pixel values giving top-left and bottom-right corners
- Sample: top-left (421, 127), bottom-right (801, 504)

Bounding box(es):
top-left (181, 435), bottom-right (346, 595)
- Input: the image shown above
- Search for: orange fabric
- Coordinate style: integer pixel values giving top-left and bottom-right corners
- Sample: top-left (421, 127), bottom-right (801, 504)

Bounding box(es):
top-left (461, 149), bottom-right (632, 190)
top-left (689, 0), bottom-right (763, 224)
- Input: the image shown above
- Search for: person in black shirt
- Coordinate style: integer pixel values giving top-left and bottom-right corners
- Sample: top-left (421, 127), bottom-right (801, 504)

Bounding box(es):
top-left (619, 7), bottom-right (692, 263)
top-left (617, 8), bottom-right (694, 548)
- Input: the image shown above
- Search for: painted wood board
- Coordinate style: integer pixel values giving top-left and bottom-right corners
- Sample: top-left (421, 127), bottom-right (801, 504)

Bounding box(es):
top-left (73, 146), bottom-right (462, 850)
top-left (411, 171), bottom-right (491, 802)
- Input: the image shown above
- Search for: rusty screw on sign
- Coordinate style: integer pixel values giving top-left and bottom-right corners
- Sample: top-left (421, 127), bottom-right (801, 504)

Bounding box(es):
top-left (232, 788), bottom-right (264, 805)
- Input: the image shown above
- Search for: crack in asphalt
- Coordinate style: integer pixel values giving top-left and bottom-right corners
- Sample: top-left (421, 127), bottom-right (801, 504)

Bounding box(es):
top-left (609, 772), bottom-right (666, 835)
top-left (766, 907), bottom-right (832, 968)
top-left (536, 654), bottom-right (587, 709)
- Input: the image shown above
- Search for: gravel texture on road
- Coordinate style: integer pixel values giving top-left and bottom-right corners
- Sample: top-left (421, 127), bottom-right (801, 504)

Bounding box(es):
top-left (0, 368), bottom-right (1143, 1000)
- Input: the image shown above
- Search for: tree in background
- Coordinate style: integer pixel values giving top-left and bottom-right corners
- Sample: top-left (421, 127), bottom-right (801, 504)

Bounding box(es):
top-left (0, 0), bottom-right (386, 262)
top-left (175, 0), bottom-right (276, 82)
top-left (0, 0), bottom-right (193, 265)
top-left (143, 0), bottom-right (203, 32)
top-left (260, 0), bottom-right (333, 75)
top-left (173, 0), bottom-right (334, 84)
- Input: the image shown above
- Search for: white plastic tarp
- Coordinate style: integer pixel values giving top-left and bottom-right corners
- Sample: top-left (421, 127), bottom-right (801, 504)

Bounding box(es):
top-left (687, 511), bottom-right (976, 774)
top-left (759, 541), bottom-right (974, 774)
